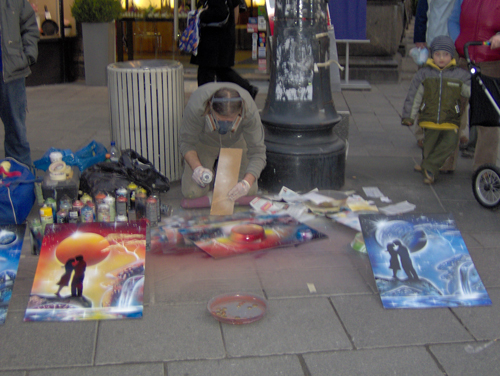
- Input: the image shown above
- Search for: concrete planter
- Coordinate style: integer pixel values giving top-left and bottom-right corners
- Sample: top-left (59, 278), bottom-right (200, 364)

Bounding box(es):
top-left (81, 22), bottom-right (116, 86)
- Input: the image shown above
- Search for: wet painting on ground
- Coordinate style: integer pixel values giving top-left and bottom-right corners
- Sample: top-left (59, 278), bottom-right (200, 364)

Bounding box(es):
top-left (0, 225), bottom-right (26, 325)
top-left (359, 213), bottom-right (491, 309)
top-left (152, 212), bottom-right (327, 258)
top-left (24, 221), bottom-right (147, 321)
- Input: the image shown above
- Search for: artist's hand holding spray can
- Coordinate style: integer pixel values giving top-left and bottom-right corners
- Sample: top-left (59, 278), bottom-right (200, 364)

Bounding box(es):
top-left (192, 166), bottom-right (213, 187)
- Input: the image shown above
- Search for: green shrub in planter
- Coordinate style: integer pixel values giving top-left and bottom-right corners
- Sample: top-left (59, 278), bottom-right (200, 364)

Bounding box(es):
top-left (71, 0), bottom-right (123, 23)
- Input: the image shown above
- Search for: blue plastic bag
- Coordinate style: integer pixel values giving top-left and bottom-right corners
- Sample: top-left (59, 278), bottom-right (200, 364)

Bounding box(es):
top-left (179, 9), bottom-right (201, 56)
top-left (34, 141), bottom-right (107, 172)
top-left (0, 158), bottom-right (36, 225)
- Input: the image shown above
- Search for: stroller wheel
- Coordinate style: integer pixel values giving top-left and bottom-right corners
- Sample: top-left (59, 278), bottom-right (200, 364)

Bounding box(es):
top-left (472, 164), bottom-right (500, 209)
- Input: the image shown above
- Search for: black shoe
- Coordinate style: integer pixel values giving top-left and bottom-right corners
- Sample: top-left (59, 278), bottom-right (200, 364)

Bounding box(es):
top-left (461, 148), bottom-right (475, 159)
top-left (249, 85), bottom-right (259, 100)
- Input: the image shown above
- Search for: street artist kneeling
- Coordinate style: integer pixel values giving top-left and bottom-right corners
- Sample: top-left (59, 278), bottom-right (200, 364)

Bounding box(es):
top-left (179, 82), bottom-right (266, 201)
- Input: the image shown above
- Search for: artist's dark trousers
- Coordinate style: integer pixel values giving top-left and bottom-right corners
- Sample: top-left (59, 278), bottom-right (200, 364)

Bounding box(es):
top-left (197, 66), bottom-right (253, 94)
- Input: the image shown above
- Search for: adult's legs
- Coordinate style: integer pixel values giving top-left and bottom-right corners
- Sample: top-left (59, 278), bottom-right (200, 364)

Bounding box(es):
top-left (197, 66), bottom-right (217, 87)
top-left (0, 78), bottom-right (31, 166)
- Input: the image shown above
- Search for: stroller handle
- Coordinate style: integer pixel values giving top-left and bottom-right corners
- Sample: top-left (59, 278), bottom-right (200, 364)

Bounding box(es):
top-left (464, 41), bottom-right (491, 64)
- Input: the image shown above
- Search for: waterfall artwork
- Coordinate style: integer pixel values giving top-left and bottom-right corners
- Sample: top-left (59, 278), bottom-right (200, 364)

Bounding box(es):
top-left (24, 221), bottom-right (147, 321)
top-left (359, 213), bottom-right (491, 309)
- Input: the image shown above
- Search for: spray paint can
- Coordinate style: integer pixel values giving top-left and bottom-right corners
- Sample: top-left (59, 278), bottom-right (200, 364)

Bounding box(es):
top-left (151, 191), bottom-right (161, 222)
top-left (104, 194), bottom-right (116, 222)
top-left (68, 209), bottom-right (79, 224)
top-left (116, 214), bottom-right (128, 222)
top-left (45, 197), bottom-right (57, 222)
top-left (39, 205), bottom-right (53, 234)
top-left (73, 200), bottom-right (84, 216)
top-left (56, 210), bottom-right (69, 224)
top-left (81, 204), bottom-right (94, 223)
top-left (80, 193), bottom-right (93, 206)
top-left (201, 170), bottom-right (213, 184)
top-left (127, 182), bottom-right (138, 210)
top-left (116, 196), bottom-right (128, 217)
top-left (135, 188), bottom-right (147, 220)
top-left (146, 196), bottom-right (158, 227)
top-left (97, 203), bottom-right (110, 222)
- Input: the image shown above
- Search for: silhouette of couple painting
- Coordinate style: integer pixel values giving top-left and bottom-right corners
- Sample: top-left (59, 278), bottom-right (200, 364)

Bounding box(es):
top-left (386, 240), bottom-right (419, 281)
top-left (55, 255), bottom-right (87, 298)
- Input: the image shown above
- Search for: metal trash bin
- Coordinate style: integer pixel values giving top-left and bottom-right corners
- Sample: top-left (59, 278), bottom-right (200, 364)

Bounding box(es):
top-left (108, 60), bottom-right (184, 181)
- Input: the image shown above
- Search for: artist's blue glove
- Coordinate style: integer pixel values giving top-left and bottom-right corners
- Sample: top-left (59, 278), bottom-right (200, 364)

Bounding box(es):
top-left (228, 180), bottom-right (251, 201)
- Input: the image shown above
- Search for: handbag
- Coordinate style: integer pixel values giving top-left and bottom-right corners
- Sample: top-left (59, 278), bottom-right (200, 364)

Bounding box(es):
top-left (179, 9), bottom-right (201, 55)
top-left (200, 0), bottom-right (230, 28)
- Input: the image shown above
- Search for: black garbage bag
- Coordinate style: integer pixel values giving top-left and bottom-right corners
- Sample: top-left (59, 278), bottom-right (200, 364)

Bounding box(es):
top-left (80, 150), bottom-right (170, 197)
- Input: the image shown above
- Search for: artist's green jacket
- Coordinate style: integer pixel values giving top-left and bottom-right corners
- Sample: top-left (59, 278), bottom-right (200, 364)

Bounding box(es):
top-left (179, 82), bottom-right (266, 179)
top-left (402, 58), bottom-right (471, 130)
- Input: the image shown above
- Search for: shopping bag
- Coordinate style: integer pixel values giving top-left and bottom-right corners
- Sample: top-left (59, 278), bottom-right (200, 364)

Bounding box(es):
top-left (179, 9), bottom-right (201, 56)
top-left (0, 158), bottom-right (35, 225)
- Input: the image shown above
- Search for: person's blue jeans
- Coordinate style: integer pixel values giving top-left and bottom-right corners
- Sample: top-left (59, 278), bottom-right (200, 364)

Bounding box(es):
top-left (0, 77), bottom-right (31, 166)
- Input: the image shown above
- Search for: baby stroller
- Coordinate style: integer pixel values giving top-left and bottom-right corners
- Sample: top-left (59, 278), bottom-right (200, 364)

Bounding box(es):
top-left (465, 42), bottom-right (500, 208)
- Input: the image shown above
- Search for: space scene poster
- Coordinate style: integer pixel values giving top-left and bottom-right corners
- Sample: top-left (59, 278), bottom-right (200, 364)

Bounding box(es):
top-left (0, 225), bottom-right (26, 325)
top-left (24, 221), bottom-right (146, 322)
top-left (359, 213), bottom-right (491, 309)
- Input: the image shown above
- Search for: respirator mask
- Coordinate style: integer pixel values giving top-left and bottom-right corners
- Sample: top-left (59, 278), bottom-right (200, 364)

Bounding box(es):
top-left (205, 97), bottom-right (243, 135)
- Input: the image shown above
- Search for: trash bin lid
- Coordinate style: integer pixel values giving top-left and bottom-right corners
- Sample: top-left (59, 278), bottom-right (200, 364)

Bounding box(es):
top-left (108, 60), bottom-right (182, 71)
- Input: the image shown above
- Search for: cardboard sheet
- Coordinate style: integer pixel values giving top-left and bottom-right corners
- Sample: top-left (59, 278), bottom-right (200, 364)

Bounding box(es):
top-left (210, 148), bottom-right (242, 216)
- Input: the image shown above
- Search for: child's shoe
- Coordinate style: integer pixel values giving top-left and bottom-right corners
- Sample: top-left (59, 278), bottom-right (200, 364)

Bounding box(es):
top-left (423, 170), bottom-right (434, 184)
top-left (414, 164), bottom-right (422, 172)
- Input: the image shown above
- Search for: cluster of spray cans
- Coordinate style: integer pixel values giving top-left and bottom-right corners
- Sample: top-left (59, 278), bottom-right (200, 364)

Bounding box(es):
top-left (35, 183), bottom-right (161, 232)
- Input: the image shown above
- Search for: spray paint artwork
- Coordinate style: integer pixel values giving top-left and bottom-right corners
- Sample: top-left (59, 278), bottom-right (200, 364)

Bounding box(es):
top-left (0, 225), bottom-right (25, 325)
top-left (152, 213), bottom-right (327, 258)
top-left (359, 213), bottom-right (491, 309)
top-left (24, 221), bottom-right (147, 321)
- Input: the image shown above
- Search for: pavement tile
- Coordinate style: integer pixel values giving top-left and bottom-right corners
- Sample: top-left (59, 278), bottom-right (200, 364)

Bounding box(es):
top-left (451, 288), bottom-right (500, 340)
top-left (441, 200), bottom-right (500, 232)
top-left (0, 311), bottom-right (96, 370)
top-left (429, 341), bottom-right (500, 376)
top-left (331, 294), bottom-right (473, 349)
top-left (470, 232), bottom-right (500, 248)
top-left (167, 355), bottom-right (304, 376)
top-left (94, 303), bottom-right (225, 363)
top-left (149, 251), bottom-right (263, 304)
top-left (303, 346), bottom-right (443, 376)
top-left (466, 249), bottom-right (500, 288)
top-left (259, 266), bottom-right (372, 298)
top-left (222, 297), bottom-right (352, 357)
top-left (28, 363), bottom-right (165, 376)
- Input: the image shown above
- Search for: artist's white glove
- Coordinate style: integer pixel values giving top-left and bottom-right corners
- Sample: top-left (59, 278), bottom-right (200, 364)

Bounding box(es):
top-left (228, 180), bottom-right (251, 201)
top-left (192, 166), bottom-right (213, 187)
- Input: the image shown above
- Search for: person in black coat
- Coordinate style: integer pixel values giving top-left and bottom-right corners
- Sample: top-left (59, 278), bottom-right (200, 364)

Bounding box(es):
top-left (191, 0), bottom-right (259, 99)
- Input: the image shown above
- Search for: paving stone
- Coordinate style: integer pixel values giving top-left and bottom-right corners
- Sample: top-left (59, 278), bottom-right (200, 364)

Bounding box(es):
top-left (331, 294), bottom-right (473, 349)
top-left (167, 355), bottom-right (304, 376)
top-left (303, 346), bottom-right (442, 376)
top-left (222, 297), bottom-right (352, 357)
top-left (467, 249), bottom-right (500, 288)
top-left (28, 363), bottom-right (164, 376)
top-left (429, 341), bottom-right (500, 376)
top-left (149, 251), bottom-right (263, 304)
top-left (0, 311), bottom-right (96, 370)
top-left (94, 303), bottom-right (224, 363)
top-left (451, 288), bottom-right (500, 340)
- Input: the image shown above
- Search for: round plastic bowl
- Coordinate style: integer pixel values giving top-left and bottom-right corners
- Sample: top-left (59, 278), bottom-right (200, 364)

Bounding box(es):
top-left (207, 293), bottom-right (267, 325)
